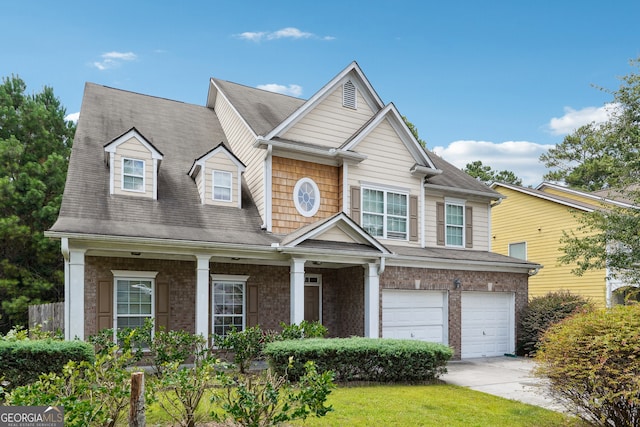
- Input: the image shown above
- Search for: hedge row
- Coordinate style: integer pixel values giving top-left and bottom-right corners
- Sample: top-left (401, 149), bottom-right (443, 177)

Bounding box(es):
top-left (0, 340), bottom-right (95, 391)
top-left (264, 337), bottom-right (453, 383)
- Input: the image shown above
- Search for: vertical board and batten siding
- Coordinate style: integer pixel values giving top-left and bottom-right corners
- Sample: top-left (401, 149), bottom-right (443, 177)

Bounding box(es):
top-left (113, 138), bottom-right (154, 197)
top-left (347, 119), bottom-right (422, 247)
top-left (423, 195), bottom-right (489, 251)
top-left (214, 93), bottom-right (265, 217)
top-left (282, 86), bottom-right (375, 148)
top-left (492, 187), bottom-right (606, 304)
top-left (203, 152), bottom-right (238, 206)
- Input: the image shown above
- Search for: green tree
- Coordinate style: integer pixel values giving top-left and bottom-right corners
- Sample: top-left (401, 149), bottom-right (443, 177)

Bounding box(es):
top-left (540, 122), bottom-right (619, 191)
top-left (463, 160), bottom-right (522, 186)
top-left (402, 116), bottom-right (427, 147)
top-left (558, 58), bottom-right (640, 285)
top-left (0, 75), bottom-right (75, 332)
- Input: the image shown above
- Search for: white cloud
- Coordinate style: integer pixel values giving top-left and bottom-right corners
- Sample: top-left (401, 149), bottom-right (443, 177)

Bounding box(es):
top-left (64, 112), bottom-right (80, 123)
top-left (547, 103), bottom-right (618, 135)
top-left (92, 51), bottom-right (137, 70)
top-left (257, 83), bottom-right (303, 97)
top-left (236, 27), bottom-right (334, 42)
top-left (432, 140), bottom-right (555, 187)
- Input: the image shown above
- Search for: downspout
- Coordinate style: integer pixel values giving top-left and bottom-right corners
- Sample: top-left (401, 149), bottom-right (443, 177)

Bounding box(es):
top-left (262, 144), bottom-right (273, 231)
top-left (378, 256), bottom-right (386, 275)
top-left (421, 177), bottom-right (426, 248)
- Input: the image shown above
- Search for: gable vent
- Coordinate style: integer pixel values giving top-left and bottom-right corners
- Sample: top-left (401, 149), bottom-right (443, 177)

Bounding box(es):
top-left (343, 80), bottom-right (357, 109)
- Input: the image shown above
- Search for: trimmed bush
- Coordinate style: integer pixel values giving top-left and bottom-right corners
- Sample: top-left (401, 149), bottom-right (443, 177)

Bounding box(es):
top-left (517, 290), bottom-right (591, 356)
top-left (264, 337), bottom-right (453, 383)
top-left (0, 339), bottom-right (95, 391)
top-left (535, 304), bottom-right (640, 426)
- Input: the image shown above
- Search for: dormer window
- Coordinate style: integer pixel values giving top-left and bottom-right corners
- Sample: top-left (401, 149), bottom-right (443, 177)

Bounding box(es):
top-left (104, 128), bottom-right (163, 200)
top-left (213, 170), bottom-right (232, 201)
top-left (343, 80), bottom-right (357, 109)
top-left (122, 158), bottom-right (145, 192)
top-left (189, 142), bottom-right (246, 208)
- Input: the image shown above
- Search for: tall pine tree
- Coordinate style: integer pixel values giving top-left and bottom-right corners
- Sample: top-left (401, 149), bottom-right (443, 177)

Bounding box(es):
top-left (0, 75), bottom-right (75, 332)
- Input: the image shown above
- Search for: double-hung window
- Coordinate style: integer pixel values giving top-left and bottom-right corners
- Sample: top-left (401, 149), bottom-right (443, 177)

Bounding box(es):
top-left (212, 278), bottom-right (247, 338)
top-left (122, 158), bottom-right (145, 191)
top-left (113, 270), bottom-right (157, 343)
top-left (362, 187), bottom-right (408, 240)
top-left (212, 170), bottom-right (232, 201)
top-left (445, 202), bottom-right (465, 247)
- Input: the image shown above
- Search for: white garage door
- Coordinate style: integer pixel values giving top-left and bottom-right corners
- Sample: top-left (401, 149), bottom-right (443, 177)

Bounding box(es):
top-left (461, 292), bottom-right (514, 358)
top-left (382, 290), bottom-right (447, 344)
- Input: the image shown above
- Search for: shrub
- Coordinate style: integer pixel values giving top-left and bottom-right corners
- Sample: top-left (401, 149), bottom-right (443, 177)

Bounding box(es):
top-left (212, 361), bottom-right (335, 427)
top-left (0, 339), bottom-right (95, 391)
top-left (264, 337), bottom-right (453, 383)
top-left (517, 290), bottom-right (591, 356)
top-left (7, 348), bottom-right (141, 427)
top-left (535, 304), bottom-right (640, 426)
top-left (150, 328), bottom-right (206, 375)
top-left (278, 320), bottom-right (328, 340)
top-left (213, 326), bottom-right (268, 373)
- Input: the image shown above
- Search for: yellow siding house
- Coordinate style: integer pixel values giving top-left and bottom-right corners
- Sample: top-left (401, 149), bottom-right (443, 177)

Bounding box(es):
top-left (491, 182), bottom-right (634, 306)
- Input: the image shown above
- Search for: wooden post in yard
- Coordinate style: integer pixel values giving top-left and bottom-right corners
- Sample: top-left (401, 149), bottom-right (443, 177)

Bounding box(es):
top-left (129, 371), bottom-right (145, 427)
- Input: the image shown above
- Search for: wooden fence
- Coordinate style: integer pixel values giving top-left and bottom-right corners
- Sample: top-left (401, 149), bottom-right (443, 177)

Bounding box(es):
top-left (28, 302), bottom-right (64, 333)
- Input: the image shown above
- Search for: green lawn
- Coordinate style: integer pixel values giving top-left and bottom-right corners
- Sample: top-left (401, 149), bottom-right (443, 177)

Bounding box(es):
top-left (141, 383), bottom-right (586, 426)
top-left (289, 384), bottom-right (585, 427)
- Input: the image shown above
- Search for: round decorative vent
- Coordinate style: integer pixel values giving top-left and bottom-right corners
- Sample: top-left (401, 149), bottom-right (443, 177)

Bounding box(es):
top-left (293, 178), bottom-right (320, 217)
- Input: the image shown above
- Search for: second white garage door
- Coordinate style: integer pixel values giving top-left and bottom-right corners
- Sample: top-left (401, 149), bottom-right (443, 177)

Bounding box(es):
top-left (461, 292), bottom-right (514, 358)
top-left (382, 290), bottom-right (447, 344)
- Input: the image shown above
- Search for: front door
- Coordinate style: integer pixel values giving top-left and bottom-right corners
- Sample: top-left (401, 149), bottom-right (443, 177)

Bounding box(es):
top-left (304, 274), bottom-right (322, 323)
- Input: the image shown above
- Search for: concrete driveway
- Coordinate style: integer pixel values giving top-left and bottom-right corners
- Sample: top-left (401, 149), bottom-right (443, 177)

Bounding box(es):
top-left (440, 356), bottom-right (565, 412)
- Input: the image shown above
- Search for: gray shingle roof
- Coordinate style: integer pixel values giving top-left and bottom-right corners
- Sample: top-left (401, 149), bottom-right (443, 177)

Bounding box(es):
top-left (211, 79), bottom-right (304, 136)
top-left (50, 83), bottom-right (275, 246)
top-left (426, 151), bottom-right (502, 198)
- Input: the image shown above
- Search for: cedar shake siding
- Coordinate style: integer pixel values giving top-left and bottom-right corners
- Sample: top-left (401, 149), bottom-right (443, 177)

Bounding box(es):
top-left (271, 157), bottom-right (340, 234)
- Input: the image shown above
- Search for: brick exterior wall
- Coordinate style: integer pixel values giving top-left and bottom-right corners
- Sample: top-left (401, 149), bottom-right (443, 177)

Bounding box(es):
top-left (380, 266), bottom-right (529, 359)
top-left (85, 256), bottom-right (197, 338)
top-left (84, 256), bottom-right (527, 359)
top-left (271, 156), bottom-right (340, 234)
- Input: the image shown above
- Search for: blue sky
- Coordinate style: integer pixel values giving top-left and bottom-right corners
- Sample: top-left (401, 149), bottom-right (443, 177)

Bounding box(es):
top-left (3, 1), bottom-right (640, 186)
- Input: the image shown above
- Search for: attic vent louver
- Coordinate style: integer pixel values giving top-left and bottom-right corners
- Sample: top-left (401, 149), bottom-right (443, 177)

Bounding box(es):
top-left (343, 80), bottom-right (357, 109)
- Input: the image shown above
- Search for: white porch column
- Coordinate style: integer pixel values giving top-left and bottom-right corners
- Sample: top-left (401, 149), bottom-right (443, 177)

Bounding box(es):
top-left (67, 247), bottom-right (86, 340)
top-left (290, 258), bottom-right (306, 324)
top-left (195, 255), bottom-right (210, 337)
top-left (364, 263), bottom-right (380, 338)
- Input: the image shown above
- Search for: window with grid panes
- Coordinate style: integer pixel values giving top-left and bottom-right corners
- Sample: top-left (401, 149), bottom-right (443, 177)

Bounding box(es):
top-left (362, 188), bottom-right (408, 240)
top-left (122, 158), bottom-right (145, 191)
top-left (116, 278), bottom-right (153, 332)
top-left (445, 203), bottom-right (464, 247)
top-left (212, 281), bottom-right (245, 337)
top-left (213, 170), bottom-right (232, 201)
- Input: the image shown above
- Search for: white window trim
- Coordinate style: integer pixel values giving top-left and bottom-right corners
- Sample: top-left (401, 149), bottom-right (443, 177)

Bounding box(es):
top-left (112, 270), bottom-right (158, 341)
top-left (508, 241), bottom-right (527, 260)
top-left (361, 185), bottom-right (409, 241)
top-left (444, 198), bottom-right (466, 248)
top-left (212, 170), bottom-right (233, 202)
top-left (121, 157), bottom-right (146, 193)
top-left (293, 177), bottom-right (321, 217)
top-left (211, 274), bottom-right (250, 338)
